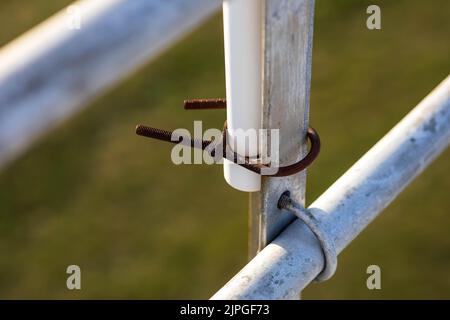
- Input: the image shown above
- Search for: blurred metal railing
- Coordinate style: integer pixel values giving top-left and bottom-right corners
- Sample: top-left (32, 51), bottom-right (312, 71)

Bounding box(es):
top-left (0, 0), bottom-right (221, 168)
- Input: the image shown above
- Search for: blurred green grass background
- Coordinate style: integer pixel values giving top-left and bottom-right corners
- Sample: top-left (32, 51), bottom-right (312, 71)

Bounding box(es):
top-left (0, 0), bottom-right (449, 299)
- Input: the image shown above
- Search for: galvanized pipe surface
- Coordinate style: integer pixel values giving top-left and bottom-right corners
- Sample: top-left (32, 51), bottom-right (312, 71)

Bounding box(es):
top-left (212, 75), bottom-right (450, 300)
top-left (249, 0), bottom-right (315, 258)
top-left (0, 0), bottom-right (221, 169)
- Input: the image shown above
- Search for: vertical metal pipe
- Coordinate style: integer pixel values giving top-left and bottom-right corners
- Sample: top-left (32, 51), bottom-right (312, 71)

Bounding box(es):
top-left (249, 0), bottom-right (315, 260)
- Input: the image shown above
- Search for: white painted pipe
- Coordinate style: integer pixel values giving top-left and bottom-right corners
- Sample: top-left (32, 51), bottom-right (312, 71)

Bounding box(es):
top-left (222, 0), bottom-right (262, 192)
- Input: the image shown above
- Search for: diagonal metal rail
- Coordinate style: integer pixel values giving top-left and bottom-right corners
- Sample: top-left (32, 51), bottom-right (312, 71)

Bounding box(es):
top-left (212, 75), bottom-right (450, 300)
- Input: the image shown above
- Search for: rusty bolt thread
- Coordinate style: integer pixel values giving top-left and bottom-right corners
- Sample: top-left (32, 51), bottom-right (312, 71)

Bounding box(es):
top-left (135, 125), bottom-right (212, 149)
top-left (135, 122), bottom-right (320, 177)
top-left (184, 99), bottom-right (226, 110)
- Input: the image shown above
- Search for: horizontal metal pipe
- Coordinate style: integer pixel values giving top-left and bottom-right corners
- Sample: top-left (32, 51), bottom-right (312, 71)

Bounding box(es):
top-left (212, 75), bottom-right (450, 299)
top-left (0, 0), bottom-right (221, 169)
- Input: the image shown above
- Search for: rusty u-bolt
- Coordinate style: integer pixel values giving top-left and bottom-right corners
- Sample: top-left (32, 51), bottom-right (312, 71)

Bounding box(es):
top-left (136, 99), bottom-right (320, 177)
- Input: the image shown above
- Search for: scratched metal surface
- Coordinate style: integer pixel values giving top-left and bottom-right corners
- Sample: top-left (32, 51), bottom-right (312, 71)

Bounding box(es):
top-left (213, 75), bottom-right (450, 299)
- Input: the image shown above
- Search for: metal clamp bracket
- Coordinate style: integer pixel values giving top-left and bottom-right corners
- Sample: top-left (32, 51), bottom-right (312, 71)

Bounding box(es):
top-left (136, 99), bottom-right (320, 177)
top-left (278, 192), bottom-right (337, 282)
